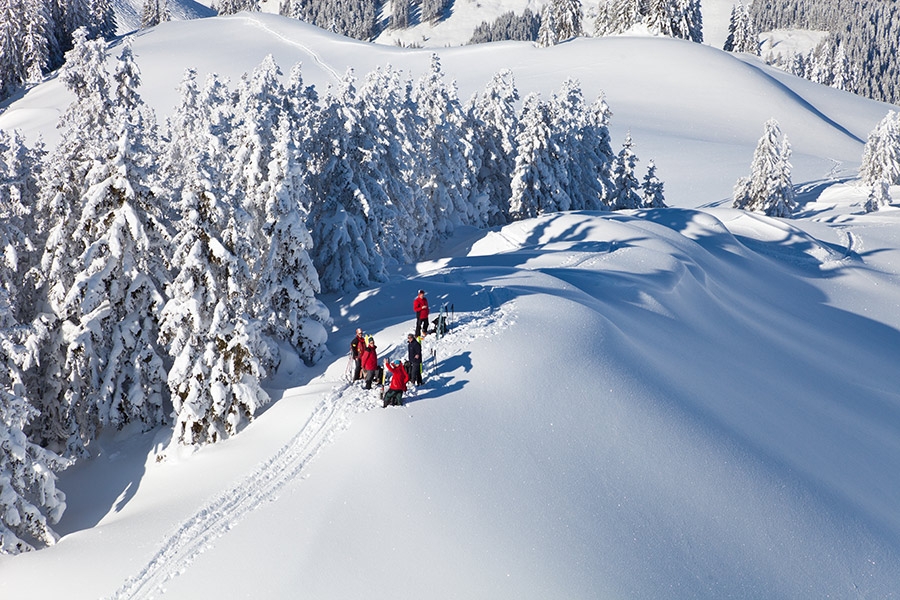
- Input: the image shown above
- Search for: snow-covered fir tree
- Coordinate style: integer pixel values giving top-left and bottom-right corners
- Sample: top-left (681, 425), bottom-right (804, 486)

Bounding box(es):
top-left (583, 93), bottom-right (617, 208)
top-left (644, 0), bottom-right (675, 37)
top-left (0, 331), bottom-right (69, 554)
top-left (549, 79), bottom-right (616, 211)
top-left (22, 0), bottom-right (50, 84)
top-left (733, 119), bottom-right (796, 218)
top-left (413, 55), bottom-right (479, 232)
top-left (611, 132), bottom-right (642, 210)
top-left (864, 180), bottom-right (892, 213)
top-left (421, 0), bottom-right (446, 24)
top-left (63, 0), bottom-right (115, 43)
top-left (227, 54), bottom-right (286, 305)
top-left (140, 0), bottom-right (170, 28)
top-left (510, 93), bottom-right (571, 219)
top-left (159, 93), bottom-right (271, 445)
top-left (0, 126), bottom-right (69, 555)
top-left (390, 0), bottom-right (409, 29)
top-left (552, 0), bottom-right (583, 41)
top-left (304, 74), bottom-right (386, 293)
top-left (160, 68), bottom-right (202, 201)
top-left (469, 9), bottom-right (540, 44)
top-left (0, 0), bottom-right (26, 97)
top-left (858, 111), bottom-right (900, 186)
top-left (606, 0), bottom-right (644, 35)
top-left (214, 0), bottom-right (259, 15)
top-left (670, 0), bottom-right (702, 43)
top-left (0, 128), bottom-right (41, 276)
top-left (466, 69), bottom-right (520, 225)
top-left (593, 2), bottom-right (612, 36)
top-left (724, 1), bottom-right (758, 55)
top-left (536, 5), bottom-right (558, 47)
top-left (50, 40), bottom-right (170, 447)
top-left (255, 113), bottom-right (330, 363)
top-left (357, 65), bottom-right (431, 262)
top-left (32, 28), bottom-right (116, 455)
top-left (641, 159), bottom-right (666, 208)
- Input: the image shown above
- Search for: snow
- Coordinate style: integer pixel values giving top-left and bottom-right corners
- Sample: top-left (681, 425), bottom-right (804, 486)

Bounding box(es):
top-left (3, 10), bottom-right (900, 599)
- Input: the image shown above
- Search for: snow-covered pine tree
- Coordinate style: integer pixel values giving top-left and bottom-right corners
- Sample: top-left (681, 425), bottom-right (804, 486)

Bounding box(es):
top-left (641, 159), bottom-right (666, 208)
top-left (724, 2), bottom-right (759, 55)
top-left (305, 76), bottom-right (386, 293)
top-left (0, 0), bottom-right (26, 97)
top-left (64, 0), bottom-right (114, 42)
top-left (611, 132), bottom-right (642, 210)
top-left (160, 68), bottom-right (201, 205)
top-left (673, 0), bottom-right (702, 43)
top-left (466, 69), bottom-right (520, 225)
top-left (227, 55), bottom-right (285, 294)
top-left (413, 54), bottom-right (477, 233)
top-left (255, 113), bottom-right (330, 363)
top-left (159, 106), bottom-right (270, 446)
top-left (536, 5), bottom-right (557, 47)
top-left (551, 0), bottom-right (583, 41)
top-left (583, 93), bottom-right (617, 209)
top-left (22, 0), bottom-right (50, 84)
top-left (550, 78), bottom-right (609, 210)
top-left (593, 1), bottom-right (612, 36)
top-left (732, 119), bottom-right (795, 217)
top-left (509, 93), bottom-right (571, 219)
top-left (644, 0), bottom-right (674, 37)
top-left (0, 125), bottom-right (69, 555)
top-left (52, 39), bottom-right (170, 440)
top-left (214, 0), bottom-right (259, 16)
top-left (420, 0), bottom-right (445, 24)
top-left (0, 129), bottom-right (40, 270)
top-left (864, 180), bottom-right (892, 213)
top-left (31, 28), bottom-right (114, 455)
top-left (390, 0), bottom-right (409, 29)
top-left (859, 111), bottom-right (900, 186)
top-left (608, 0), bottom-right (644, 35)
top-left (140, 0), bottom-right (169, 28)
top-left (0, 329), bottom-right (69, 554)
top-left (830, 42), bottom-right (851, 91)
top-left (357, 65), bottom-right (430, 262)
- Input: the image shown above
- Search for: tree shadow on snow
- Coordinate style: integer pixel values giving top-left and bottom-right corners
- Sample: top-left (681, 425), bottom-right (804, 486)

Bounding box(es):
top-left (53, 428), bottom-right (159, 536)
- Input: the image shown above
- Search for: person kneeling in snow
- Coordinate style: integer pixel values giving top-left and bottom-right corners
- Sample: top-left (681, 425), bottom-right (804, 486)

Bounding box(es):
top-left (383, 359), bottom-right (409, 408)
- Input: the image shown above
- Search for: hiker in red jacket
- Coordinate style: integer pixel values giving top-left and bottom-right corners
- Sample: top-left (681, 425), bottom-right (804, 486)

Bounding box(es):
top-left (413, 289), bottom-right (430, 337)
top-left (360, 337), bottom-right (379, 389)
top-left (383, 359), bottom-right (409, 407)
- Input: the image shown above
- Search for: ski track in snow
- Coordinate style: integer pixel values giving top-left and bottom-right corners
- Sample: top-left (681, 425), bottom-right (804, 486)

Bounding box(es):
top-left (107, 304), bottom-right (515, 599)
top-left (240, 13), bottom-right (341, 83)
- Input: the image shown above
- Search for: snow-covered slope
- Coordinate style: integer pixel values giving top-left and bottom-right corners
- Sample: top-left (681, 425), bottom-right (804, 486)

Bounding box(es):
top-left (2, 12), bottom-right (900, 599)
top-left (1, 13), bottom-right (894, 206)
top-left (112, 0), bottom-right (216, 35)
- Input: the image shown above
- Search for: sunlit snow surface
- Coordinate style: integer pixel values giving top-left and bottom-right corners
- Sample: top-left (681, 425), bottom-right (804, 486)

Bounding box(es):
top-left (1, 11), bottom-right (899, 599)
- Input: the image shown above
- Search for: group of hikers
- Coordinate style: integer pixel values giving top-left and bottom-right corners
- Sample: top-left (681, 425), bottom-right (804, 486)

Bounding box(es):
top-left (349, 289), bottom-right (431, 408)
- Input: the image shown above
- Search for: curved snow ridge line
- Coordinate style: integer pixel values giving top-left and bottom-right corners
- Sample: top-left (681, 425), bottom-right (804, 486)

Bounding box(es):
top-left (239, 14), bottom-right (341, 83)
top-left (109, 385), bottom-right (371, 600)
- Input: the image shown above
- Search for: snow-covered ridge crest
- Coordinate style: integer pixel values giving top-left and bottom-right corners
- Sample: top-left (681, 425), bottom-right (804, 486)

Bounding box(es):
top-left (2, 12), bottom-right (893, 205)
